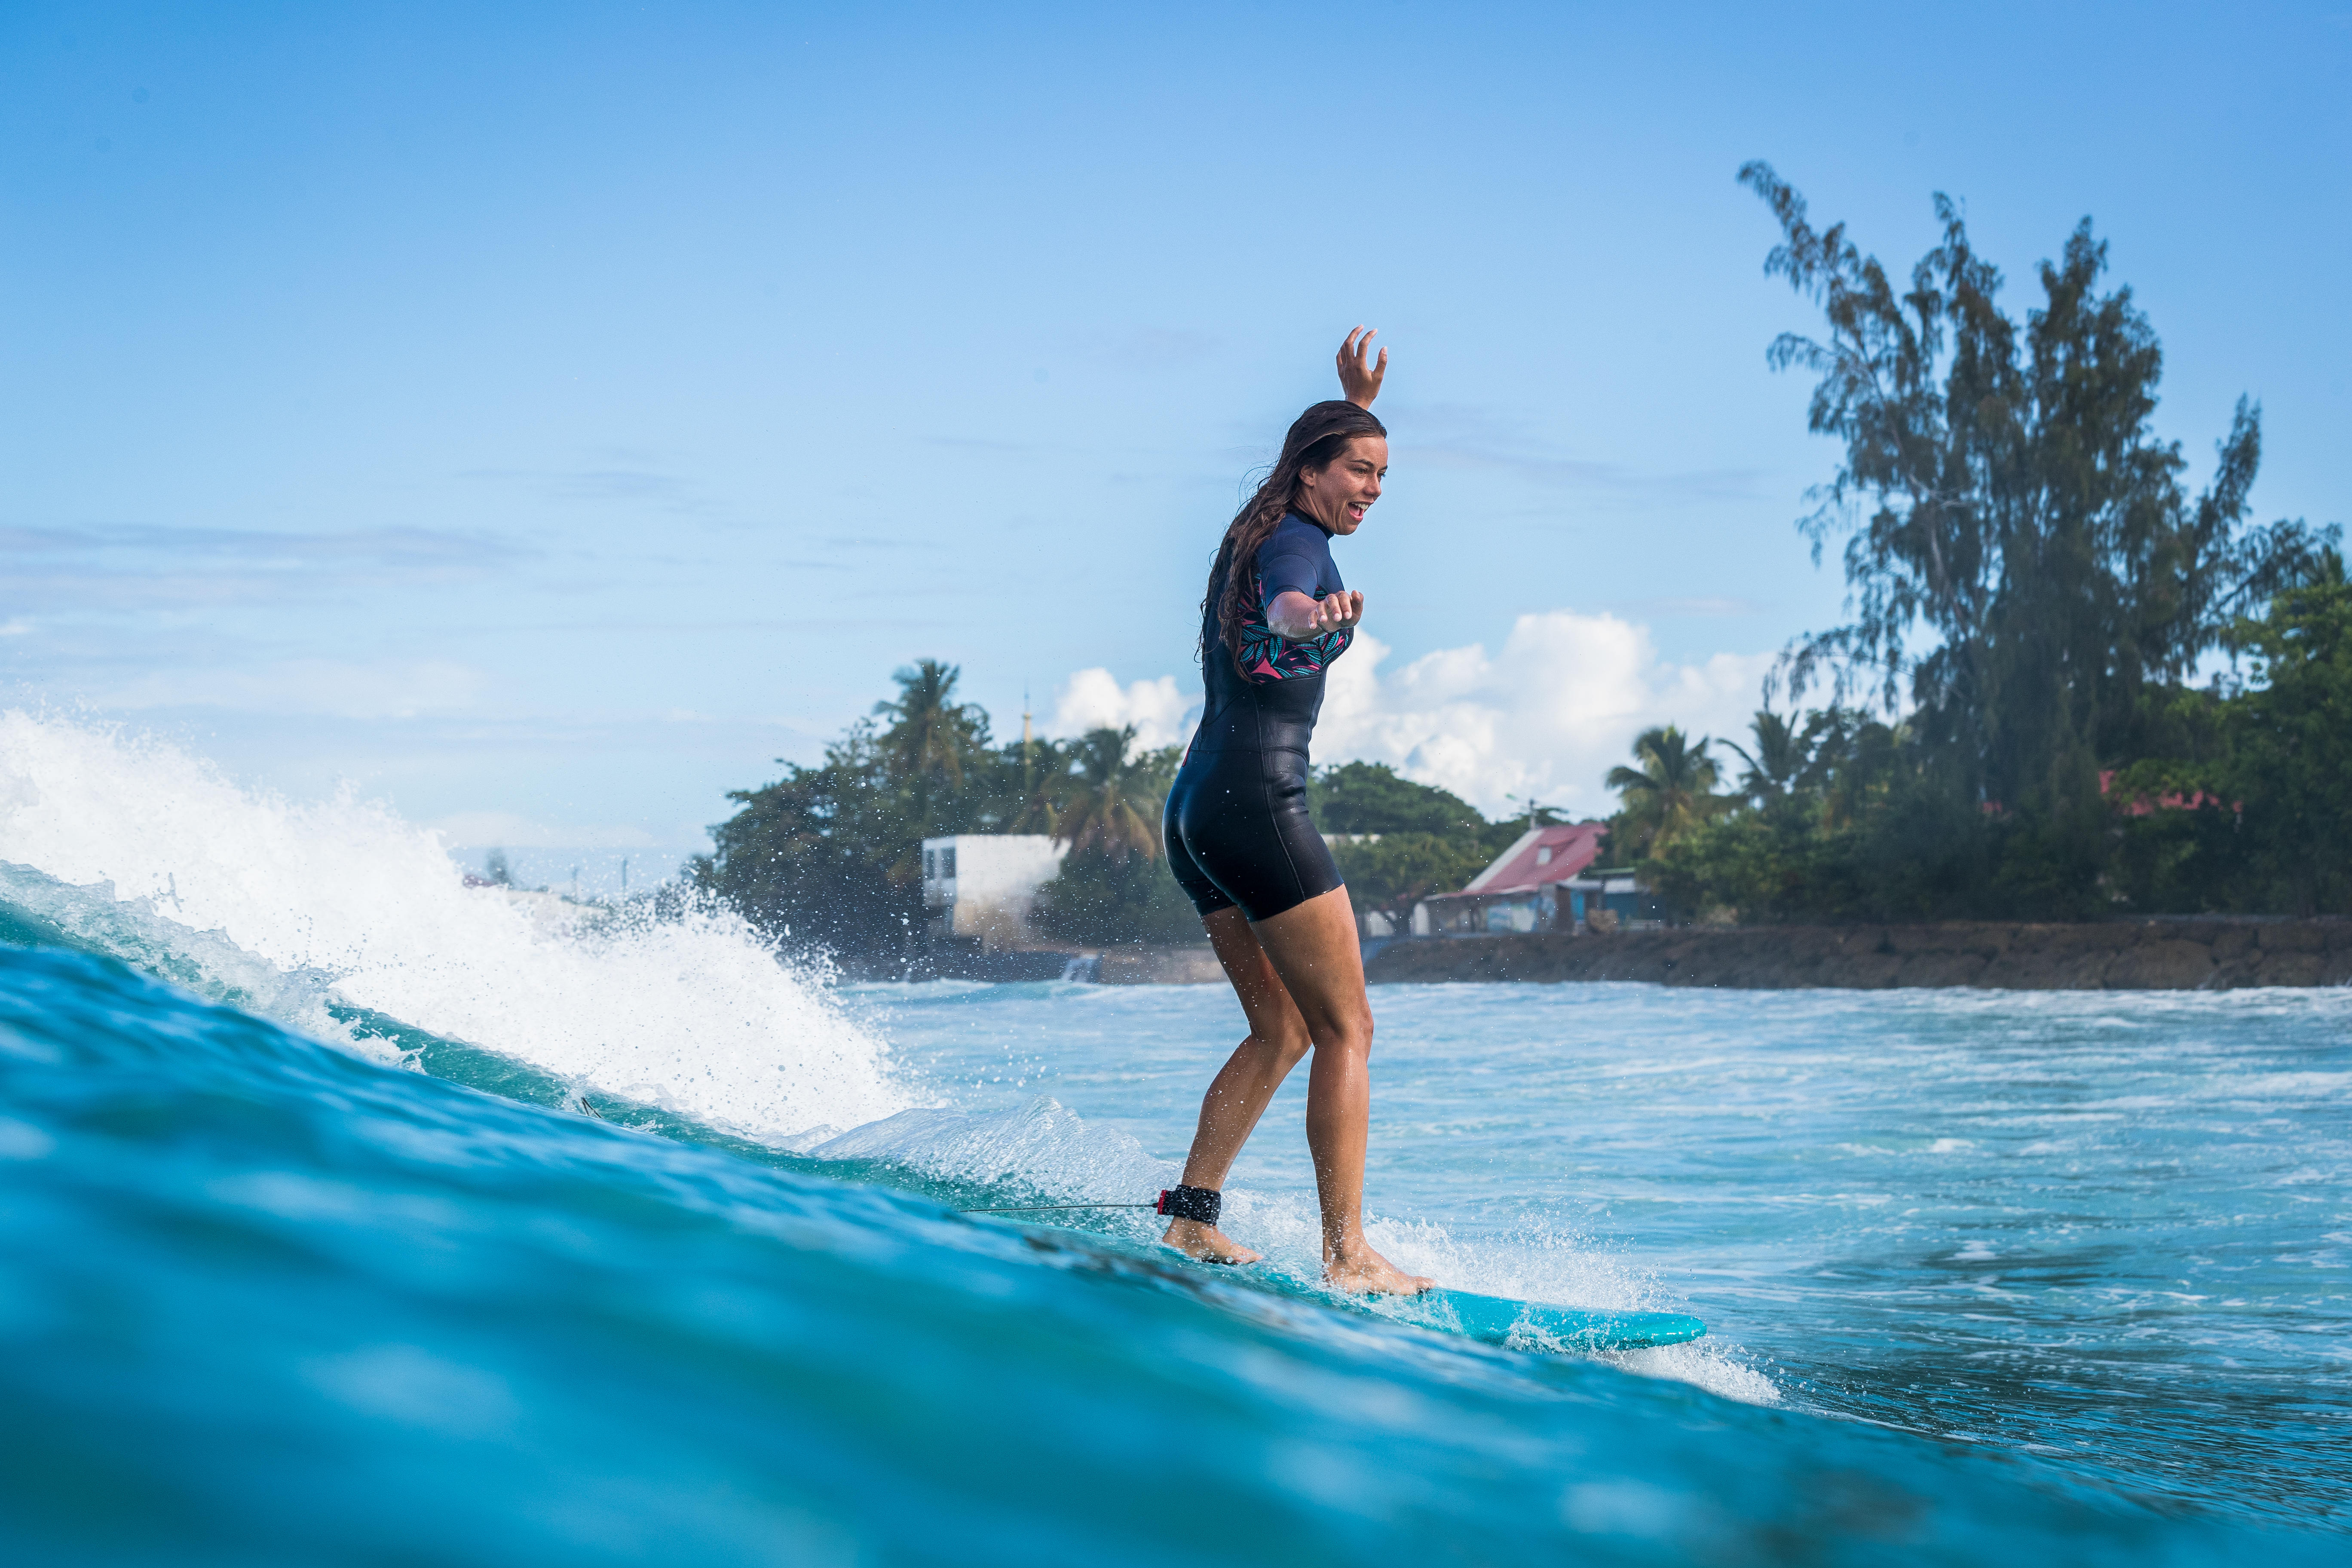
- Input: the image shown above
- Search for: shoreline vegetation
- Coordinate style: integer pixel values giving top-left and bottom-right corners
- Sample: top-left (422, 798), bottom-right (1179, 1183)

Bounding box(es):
top-left (694, 173), bottom-right (2345, 981)
top-left (1592, 170), bottom-right (2348, 926)
top-left (688, 658), bottom-right (1534, 975)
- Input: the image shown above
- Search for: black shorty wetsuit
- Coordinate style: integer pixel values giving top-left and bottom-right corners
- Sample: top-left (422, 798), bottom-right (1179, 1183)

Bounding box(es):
top-left (1164, 512), bottom-right (1354, 923)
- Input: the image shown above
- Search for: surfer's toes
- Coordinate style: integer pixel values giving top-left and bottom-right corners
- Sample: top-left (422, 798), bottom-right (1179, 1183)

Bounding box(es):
top-left (1162, 1219), bottom-right (1261, 1266)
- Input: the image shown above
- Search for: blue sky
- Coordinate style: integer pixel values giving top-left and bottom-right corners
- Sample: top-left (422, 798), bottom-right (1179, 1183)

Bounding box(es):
top-left (5, 2), bottom-right (2346, 884)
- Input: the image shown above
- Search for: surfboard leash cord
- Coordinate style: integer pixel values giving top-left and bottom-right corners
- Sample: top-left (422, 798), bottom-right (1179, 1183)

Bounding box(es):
top-left (961, 1185), bottom-right (1223, 1222)
top-left (955, 1213), bottom-right (1157, 1222)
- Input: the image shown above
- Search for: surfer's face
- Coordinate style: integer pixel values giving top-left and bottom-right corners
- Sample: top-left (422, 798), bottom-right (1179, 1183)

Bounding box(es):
top-left (1297, 436), bottom-right (1387, 536)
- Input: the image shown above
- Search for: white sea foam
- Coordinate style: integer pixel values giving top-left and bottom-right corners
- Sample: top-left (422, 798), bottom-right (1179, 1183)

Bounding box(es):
top-left (806, 1096), bottom-right (1173, 1198)
top-left (0, 711), bottom-right (908, 1142)
top-left (1610, 1341), bottom-right (1782, 1404)
top-left (1360, 1218), bottom-right (1780, 1403)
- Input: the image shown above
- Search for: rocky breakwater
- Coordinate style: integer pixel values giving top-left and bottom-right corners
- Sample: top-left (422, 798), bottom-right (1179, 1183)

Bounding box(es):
top-left (1095, 944), bottom-right (1225, 985)
top-left (1362, 919), bottom-right (2352, 990)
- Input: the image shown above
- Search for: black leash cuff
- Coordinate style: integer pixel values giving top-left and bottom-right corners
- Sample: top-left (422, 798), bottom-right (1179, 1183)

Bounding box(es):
top-left (1156, 1185), bottom-right (1222, 1224)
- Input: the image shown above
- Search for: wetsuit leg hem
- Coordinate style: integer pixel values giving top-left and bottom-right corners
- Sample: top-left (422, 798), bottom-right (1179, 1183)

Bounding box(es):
top-left (1238, 879), bottom-right (1343, 925)
top-left (1181, 882), bottom-right (1240, 919)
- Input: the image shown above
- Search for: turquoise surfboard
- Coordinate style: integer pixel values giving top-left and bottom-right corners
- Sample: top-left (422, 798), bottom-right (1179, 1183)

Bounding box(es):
top-left (1372, 1289), bottom-right (1707, 1351)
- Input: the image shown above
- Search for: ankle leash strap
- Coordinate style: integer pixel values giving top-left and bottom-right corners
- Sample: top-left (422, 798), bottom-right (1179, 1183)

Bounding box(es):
top-left (1155, 1185), bottom-right (1222, 1224)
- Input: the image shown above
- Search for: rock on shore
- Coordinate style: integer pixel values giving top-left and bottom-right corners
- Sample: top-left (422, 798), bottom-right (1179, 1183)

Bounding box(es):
top-left (1362, 920), bottom-right (2352, 990)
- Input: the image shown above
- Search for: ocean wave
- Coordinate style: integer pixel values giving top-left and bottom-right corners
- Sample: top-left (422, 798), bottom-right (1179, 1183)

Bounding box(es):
top-left (0, 709), bottom-right (906, 1142)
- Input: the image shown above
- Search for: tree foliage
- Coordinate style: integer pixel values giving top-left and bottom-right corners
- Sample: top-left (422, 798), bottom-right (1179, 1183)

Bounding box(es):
top-left (1647, 554), bottom-right (2352, 920)
top-left (694, 689), bottom-right (1525, 960)
top-left (1326, 834), bottom-right (1493, 925)
top-left (1310, 762), bottom-right (1488, 838)
top-left (873, 658), bottom-right (990, 833)
top-left (1309, 762), bottom-right (1513, 923)
top-left (2201, 556), bottom-right (2352, 913)
top-left (1629, 167), bottom-right (2346, 922)
top-left (692, 717), bottom-right (927, 959)
top-left (1741, 163), bottom-right (2333, 884)
top-left (694, 662), bottom-right (1213, 961)
top-left (1050, 727), bottom-right (1167, 864)
top-left (1604, 726), bottom-right (1730, 858)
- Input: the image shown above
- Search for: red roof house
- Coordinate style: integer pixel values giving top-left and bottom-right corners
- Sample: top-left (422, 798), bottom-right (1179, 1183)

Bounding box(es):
top-left (1411, 822), bottom-right (1610, 936)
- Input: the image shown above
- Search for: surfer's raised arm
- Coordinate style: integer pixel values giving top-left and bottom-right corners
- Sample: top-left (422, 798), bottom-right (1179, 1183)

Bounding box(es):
top-left (1337, 325), bottom-right (1386, 408)
top-left (1264, 372), bottom-right (1381, 640)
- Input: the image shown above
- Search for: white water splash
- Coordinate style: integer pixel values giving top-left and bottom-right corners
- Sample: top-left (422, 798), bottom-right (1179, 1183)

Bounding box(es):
top-left (807, 1096), bottom-right (1175, 1198)
top-left (0, 711), bottom-right (908, 1141)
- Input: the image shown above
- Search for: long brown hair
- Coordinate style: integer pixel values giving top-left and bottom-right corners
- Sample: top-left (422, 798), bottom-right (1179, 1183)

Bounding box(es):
top-left (1200, 400), bottom-right (1387, 674)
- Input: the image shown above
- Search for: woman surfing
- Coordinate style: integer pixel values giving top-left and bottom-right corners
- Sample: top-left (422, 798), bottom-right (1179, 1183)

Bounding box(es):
top-left (1158, 329), bottom-right (1432, 1296)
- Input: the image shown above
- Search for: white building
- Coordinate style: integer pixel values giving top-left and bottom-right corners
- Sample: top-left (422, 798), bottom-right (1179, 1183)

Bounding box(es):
top-left (921, 834), bottom-right (1068, 949)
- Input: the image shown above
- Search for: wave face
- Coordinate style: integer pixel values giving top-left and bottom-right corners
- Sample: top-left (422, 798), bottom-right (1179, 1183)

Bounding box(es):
top-left (3, 940), bottom-right (2334, 1568)
top-left (0, 711), bottom-right (905, 1142)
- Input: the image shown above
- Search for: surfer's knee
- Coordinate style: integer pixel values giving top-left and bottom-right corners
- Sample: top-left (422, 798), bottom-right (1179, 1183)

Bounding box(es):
top-left (1308, 1007), bottom-right (1373, 1059)
top-left (1258, 1025), bottom-right (1311, 1067)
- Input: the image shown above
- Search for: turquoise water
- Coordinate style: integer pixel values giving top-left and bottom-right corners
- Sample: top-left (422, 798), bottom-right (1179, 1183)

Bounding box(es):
top-left (0, 714), bottom-right (2348, 1563)
top-left (863, 979), bottom-right (2352, 1517)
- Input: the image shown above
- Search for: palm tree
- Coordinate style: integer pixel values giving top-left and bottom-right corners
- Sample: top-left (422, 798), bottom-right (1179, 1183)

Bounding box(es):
top-left (1724, 709), bottom-right (1809, 805)
top-left (874, 659), bottom-right (986, 820)
top-left (1053, 727), bottom-right (1162, 864)
top-left (1605, 725), bottom-right (1725, 855)
top-left (1006, 737), bottom-right (1067, 838)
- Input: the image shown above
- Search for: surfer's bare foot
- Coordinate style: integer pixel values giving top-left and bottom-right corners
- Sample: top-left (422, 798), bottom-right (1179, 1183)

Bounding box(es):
top-left (1162, 1218), bottom-right (1260, 1265)
top-left (1323, 1244), bottom-right (1433, 1296)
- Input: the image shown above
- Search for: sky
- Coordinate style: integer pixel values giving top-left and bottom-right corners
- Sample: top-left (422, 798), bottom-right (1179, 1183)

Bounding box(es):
top-left (5, 2), bottom-right (2347, 887)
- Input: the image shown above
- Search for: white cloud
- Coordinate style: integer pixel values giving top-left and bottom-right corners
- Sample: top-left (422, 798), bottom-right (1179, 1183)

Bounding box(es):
top-left (1049, 668), bottom-right (1195, 749)
top-left (1316, 613), bottom-right (1773, 816)
top-left (1061, 612), bottom-right (1772, 818)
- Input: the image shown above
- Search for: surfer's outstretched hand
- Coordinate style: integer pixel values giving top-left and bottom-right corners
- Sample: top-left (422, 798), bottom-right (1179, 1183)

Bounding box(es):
top-left (1163, 1217), bottom-right (1261, 1267)
top-left (1324, 1246), bottom-right (1433, 1297)
top-left (1337, 326), bottom-right (1386, 408)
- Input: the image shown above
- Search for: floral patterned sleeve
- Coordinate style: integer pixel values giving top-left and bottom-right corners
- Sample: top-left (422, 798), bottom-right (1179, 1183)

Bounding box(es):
top-left (1232, 527), bottom-right (1364, 682)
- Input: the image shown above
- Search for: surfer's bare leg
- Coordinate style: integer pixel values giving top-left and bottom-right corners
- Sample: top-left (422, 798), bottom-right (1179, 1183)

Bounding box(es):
top-left (1164, 907), bottom-right (1313, 1265)
top-left (1250, 887), bottom-right (1433, 1296)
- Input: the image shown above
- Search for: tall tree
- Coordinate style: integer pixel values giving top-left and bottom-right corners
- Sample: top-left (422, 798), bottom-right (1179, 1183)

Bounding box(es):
top-left (874, 659), bottom-right (990, 827)
top-left (1723, 710), bottom-right (1814, 806)
top-left (689, 719), bottom-right (918, 960)
top-left (1605, 726), bottom-right (1725, 856)
top-left (1310, 762), bottom-right (1488, 837)
top-left (1052, 727), bottom-right (1163, 863)
top-left (2222, 553), bottom-right (2352, 914)
top-left (1740, 163), bottom-right (2331, 870)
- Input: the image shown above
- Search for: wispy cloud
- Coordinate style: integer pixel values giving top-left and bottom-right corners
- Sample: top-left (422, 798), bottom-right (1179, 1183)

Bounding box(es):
top-left (97, 658), bottom-right (490, 719)
top-left (1382, 403), bottom-right (1769, 506)
top-left (1615, 594), bottom-right (1767, 619)
top-left (0, 524), bottom-right (532, 611)
top-left (458, 466), bottom-right (706, 510)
